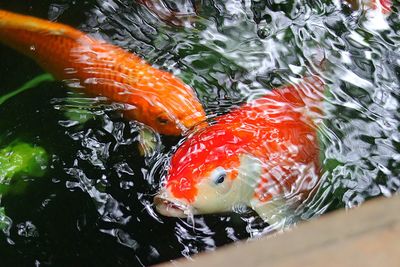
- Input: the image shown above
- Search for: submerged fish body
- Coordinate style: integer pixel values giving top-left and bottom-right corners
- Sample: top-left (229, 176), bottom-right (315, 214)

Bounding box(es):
top-left (0, 10), bottom-right (206, 135)
top-left (363, 0), bottom-right (393, 31)
top-left (346, 0), bottom-right (392, 13)
top-left (137, 0), bottom-right (199, 26)
top-left (372, 0), bottom-right (392, 14)
top-left (155, 77), bottom-right (324, 224)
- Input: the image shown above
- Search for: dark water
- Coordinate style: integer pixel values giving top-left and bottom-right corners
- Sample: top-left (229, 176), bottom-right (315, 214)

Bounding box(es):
top-left (0, 0), bottom-right (399, 266)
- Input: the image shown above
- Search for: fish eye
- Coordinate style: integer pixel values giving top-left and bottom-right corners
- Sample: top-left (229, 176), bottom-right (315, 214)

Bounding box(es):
top-left (211, 167), bottom-right (226, 185)
top-left (157, 116), bottom-right (169, 125)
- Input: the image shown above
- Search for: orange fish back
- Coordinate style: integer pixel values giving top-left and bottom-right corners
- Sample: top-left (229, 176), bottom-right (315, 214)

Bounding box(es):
top-left (0, 9), bottom-right (206, 135)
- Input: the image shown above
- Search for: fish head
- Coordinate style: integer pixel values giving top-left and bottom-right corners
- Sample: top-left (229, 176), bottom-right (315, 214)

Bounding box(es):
top-left (154, 125), bottom-right (261, 217)
top-left (124, 71), bottom-right (207, 136)
top-left (152, 96), bottom-right (206, 136)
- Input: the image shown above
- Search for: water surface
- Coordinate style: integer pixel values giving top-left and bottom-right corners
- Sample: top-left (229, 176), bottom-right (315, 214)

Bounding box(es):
top-left (0, 0), bottom-right (399, 266)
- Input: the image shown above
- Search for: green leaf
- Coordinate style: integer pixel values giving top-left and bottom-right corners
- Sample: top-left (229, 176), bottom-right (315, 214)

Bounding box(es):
top-left (0, 73), bottom-right (54, 106)
top-left (0, 141), bottom-right (49, 185)
top-left (0, 206), bottom-right (10, 231)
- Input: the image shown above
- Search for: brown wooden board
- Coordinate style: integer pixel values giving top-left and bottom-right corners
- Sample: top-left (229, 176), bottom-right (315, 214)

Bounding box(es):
top-left (158, 196), bottom-right (400, 267)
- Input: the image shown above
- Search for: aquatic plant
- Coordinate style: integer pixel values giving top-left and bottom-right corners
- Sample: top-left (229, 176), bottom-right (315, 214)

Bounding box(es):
top-left (0, 141), bottom-right (48, 193)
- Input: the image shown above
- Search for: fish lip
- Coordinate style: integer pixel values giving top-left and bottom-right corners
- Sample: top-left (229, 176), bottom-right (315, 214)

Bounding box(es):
top-left (153, 195), bottom-right (194, 218)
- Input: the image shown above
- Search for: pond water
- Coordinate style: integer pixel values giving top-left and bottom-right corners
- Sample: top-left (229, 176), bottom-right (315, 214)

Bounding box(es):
top-left (0, 0), bottom-right (399, 266)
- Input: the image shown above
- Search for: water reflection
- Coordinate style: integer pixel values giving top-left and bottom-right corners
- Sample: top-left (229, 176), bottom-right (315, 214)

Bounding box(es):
top-left (0, 0), bottom-right (399, 266)
top-left (137, 0), bottom-right (199, 26)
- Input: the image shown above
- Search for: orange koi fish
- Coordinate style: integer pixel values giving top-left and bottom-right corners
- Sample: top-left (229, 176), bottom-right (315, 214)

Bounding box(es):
top-left (154, 77), bottom-right (324, 224)
top-left (0, 9), bottom-right (206, 135)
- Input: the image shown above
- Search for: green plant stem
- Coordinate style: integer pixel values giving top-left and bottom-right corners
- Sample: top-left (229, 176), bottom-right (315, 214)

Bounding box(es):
top-left (0, 73), bottom-right (54, 106)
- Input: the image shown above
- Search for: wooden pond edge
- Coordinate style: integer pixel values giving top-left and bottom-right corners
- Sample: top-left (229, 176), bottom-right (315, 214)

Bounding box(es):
top-left (158, 195), bottom-right (400, 267)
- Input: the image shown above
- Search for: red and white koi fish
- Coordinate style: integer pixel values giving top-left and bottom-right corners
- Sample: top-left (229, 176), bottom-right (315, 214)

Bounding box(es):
top-left (369, 0), bottom-right (392, 14)
top-left (345, 0), bottom-right (393, 30)
top-left (0, 9), bottom-right (206, 135)
top-left (364, 0), bottom-right (393, 31)
top-left (154, 76), bottom-right (324, 224)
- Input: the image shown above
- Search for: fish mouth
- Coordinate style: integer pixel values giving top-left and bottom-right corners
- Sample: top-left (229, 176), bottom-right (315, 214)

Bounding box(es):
top-left (154, 195), bottom-right (194, 218)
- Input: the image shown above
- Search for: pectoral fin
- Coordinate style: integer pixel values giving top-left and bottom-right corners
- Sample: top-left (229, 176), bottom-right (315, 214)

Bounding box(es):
top-left (250, 197), bottom-right (294, 227)
top-left (138, 127), bottom-right (159, 157)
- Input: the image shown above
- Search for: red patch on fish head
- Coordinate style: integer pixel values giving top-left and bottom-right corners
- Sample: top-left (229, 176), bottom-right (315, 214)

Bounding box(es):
top-left (166, 124), bottom-right (245, 203)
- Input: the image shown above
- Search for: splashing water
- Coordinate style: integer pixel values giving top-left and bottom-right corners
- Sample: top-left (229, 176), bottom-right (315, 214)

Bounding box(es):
top-left (0, 0), bottom-right (399, 266)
